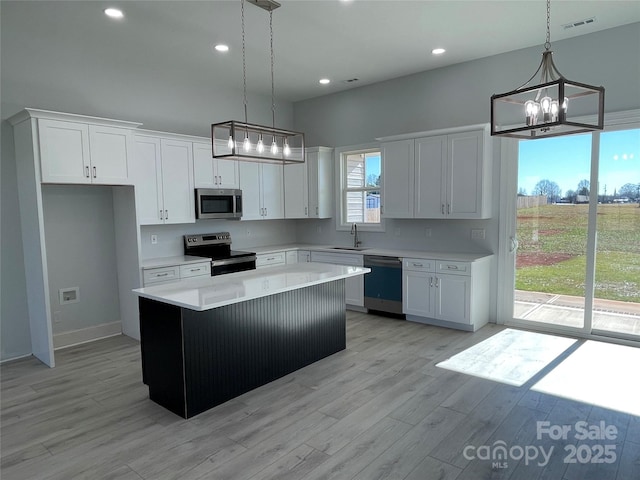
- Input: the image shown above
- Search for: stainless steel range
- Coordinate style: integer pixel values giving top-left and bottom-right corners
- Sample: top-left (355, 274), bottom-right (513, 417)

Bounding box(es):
top-left (184, 232), bottom-right (256, 276)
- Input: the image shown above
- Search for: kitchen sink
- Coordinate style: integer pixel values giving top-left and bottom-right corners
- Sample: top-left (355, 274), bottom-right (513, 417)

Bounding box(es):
top-left (327, 246), bottom-right (370, 251)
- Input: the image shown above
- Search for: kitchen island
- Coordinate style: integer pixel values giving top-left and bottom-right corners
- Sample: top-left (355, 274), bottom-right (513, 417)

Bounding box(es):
top-left (132, 263), bottom-right (369, 418)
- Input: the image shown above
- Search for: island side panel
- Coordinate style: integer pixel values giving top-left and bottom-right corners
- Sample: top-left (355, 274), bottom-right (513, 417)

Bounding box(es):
top-left (139, 298), bottom-right (187, 418)
top-left (181, 280), bottom-right (346, 418)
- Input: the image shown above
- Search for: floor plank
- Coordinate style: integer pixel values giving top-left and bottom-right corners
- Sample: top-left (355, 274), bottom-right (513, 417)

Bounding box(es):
top-left (2, 312), bottom-right (638, 480)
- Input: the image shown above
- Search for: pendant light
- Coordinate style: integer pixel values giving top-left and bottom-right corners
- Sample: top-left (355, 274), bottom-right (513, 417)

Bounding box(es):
top-left (212, 0), bottom-right (305, 163)
top-left (490, 0), bottom-right (604, 139)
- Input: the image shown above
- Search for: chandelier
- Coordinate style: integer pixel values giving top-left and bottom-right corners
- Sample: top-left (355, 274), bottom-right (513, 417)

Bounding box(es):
top-left (490, 0), bottom-right (604, 139)
top-left (212, 0), bottom-right (305, 163)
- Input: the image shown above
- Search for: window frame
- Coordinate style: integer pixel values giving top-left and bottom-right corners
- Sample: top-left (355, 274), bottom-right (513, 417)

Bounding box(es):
top-left (335, 143), bottom-right (385, 232)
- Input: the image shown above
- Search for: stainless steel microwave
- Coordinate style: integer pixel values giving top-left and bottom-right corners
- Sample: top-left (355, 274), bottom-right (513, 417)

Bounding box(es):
top-left (195, 189), bottom-right (242, 219)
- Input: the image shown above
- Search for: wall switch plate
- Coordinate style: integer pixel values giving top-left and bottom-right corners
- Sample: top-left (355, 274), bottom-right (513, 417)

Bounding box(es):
top-left (471, 228), bottom-right (486, 240)
top-left (151, 234), bottom-right (158, 244)
top-left (53, 311), bottom-right (61, 323)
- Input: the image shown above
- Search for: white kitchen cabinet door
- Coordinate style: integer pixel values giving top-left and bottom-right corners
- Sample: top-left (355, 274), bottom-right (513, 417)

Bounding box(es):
top-left (447, 130), bottom-right (485, 219)
top-left (193, 142), bottom-right (216, 188)
top-left (133, 136), bottom-right (164, 225)
top-left (285, 250), bottom-right (298, 264)
top-left (239, 161), bottom-right (263, 220)
top-left (415, 135), bottom-right (447, 218)
top-left (38, 119), bottom-right (90, 184)
top-left (298, 250), bottom-right (311, 263)
top-left (88, 125), bottom-right (132, 185)
top-left (403, 269), bottom-right (435, 317)
top-left (261, 163), bottom-right (284, 219)
top-left (434, 274), bottom-right (471, 324)
top-left (216, 158), bottom-right (239, 189)
top-left (284, 161), bottom-right (308, 218)
top-left (381, 139), bottom-right (414, 218)
top-left (307, 147), bottom-right (333, 218)
top-left (193, 142), bottom-right (239, 189)
top-left (160, 139), bottom-right (194, 224)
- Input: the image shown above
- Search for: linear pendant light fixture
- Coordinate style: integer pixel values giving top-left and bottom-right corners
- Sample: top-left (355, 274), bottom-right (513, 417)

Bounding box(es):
top-left (212, 0), bottom-right (305, 163)
top-left (490, 0), bottom-right (604, 139)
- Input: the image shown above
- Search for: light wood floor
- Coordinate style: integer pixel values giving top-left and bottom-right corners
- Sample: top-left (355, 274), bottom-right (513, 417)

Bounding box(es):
top-left (2, 312), bottom-right (639, 480)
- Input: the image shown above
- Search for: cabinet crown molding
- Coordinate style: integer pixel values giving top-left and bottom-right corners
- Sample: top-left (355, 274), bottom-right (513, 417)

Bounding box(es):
top-left (375, 123), bottom-right (490, 142)
top-left (8, 108), bottom-right (142, 129)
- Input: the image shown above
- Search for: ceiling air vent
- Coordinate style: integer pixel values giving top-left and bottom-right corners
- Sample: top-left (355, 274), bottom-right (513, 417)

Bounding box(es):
top-left (562, 17), bottom-right (596, 30)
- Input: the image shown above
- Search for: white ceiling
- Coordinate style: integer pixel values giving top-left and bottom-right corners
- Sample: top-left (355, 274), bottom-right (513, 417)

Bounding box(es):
top-left (3, 1), bottom-right (640, 102)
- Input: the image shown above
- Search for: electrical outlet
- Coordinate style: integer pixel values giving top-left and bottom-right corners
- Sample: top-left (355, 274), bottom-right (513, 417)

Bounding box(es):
top-left (471, 228), bottom-right (486, 240)
top-left (425, 228), bottom-right (432, 238)
top-left (151, 234), bottom-right (158, 245)
top-left (53, 311), bottom-right (61, 323)
top-left (246, 229), bottom-right (251, 237)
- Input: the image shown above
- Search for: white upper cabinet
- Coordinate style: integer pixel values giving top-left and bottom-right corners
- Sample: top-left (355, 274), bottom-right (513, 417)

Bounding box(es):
top-left (381, 140), bottom-right (415, 218)
top-left (193, 142), bottom-right (239, 189)
top-left (381, 126), bottom-right (492, 220)
top-left (38, 119), bottom-right (134, 185)
top-left (239, 161), bottom-right (284, 220)
top-left (133, 134), bottom-right (195, 225)
top-left (284, 146), bottom-right (333, 219)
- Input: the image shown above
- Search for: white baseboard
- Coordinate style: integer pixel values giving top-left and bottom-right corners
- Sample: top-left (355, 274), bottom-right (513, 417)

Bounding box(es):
top-left (53, 321), bottom-right (122, 349)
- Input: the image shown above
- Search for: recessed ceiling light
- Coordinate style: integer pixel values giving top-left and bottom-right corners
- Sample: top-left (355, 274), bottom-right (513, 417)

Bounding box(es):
top-left (319, 78), bottom-right (331, 85)
top-left (104, 8), bottom-right (124, 19)
top-left (432, 48), bottom-right (446, 55)
top-left (214, 44), bottom-right (230, 53)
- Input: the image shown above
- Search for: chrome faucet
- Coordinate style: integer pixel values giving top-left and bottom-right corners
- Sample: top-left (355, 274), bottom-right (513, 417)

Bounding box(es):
top-left (351, 223), bottom-right (362, 248)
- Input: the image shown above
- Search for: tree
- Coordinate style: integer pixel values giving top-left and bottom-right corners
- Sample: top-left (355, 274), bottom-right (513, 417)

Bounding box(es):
top-left (366, 173), bottom-right (380, 187)
top-left (565, 189), bottom-right (576, 203)
top-left (533, 179), bottom-right (561, 203)
top-left (618, 183), bottom-right (640, 200)
top-left (577, 179), bottom-right (590, 196)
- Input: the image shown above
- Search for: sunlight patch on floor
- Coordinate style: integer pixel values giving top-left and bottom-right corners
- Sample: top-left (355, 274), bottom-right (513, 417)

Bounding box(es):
top-left (532, 340), bottom-right (640, 417)
top-left (436, 328), bottom-right (577, 387)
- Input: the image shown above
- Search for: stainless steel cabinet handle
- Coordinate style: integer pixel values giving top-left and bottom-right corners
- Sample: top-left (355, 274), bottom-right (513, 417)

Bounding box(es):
top-left (165, 210), bottom-right (168, 220)
top-left (430, 277), bottom-right (433, 288)
top-left (441, 204), bottom-right (445, 215)
top-left (190, 268), bottom-right (200, 272)
top-left (157, 272), bottom-right (169, 277)
top-left (412, 262), bottom-right (423, 267)
top-left (447, 204), bottom-right (451, 214)
top-left (305, 206), bottom-right (308, 216)
top-left (160, 210), bottom-right (164, 220)
top-left (85, 166), bottom-right (90, 178)
top-left (435, 277), bottom-right (440, 287)
top-left (93, 166), bottom-right (97, 178)
top-left (446, 265), bottom-right (459, 270)
top-left (316, 206), bottom-right (318, 215)
top-left (218, 175), bottom-right (222, 184)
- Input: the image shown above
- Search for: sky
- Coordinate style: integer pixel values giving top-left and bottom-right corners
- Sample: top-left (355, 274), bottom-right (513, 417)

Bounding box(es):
top-left (518, 128), bottom-right (640, 197)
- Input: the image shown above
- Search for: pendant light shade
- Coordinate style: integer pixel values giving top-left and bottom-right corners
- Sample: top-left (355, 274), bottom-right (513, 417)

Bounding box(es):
top-left (490, 0), bottom-right (604, 139)
top-left (212, 0), bottom-right (305, 164)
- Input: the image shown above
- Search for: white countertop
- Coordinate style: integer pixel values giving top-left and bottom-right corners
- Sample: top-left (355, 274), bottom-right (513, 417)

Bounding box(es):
top-left (141, 255), bottom-right (211, 270)
top-left (132, 263), bottom-right (370, 311)
top-left (246, 243), bottom-right (491, 262)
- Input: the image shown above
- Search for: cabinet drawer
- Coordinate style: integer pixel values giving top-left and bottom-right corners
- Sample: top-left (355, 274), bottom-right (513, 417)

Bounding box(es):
top-left (403, 258), bottom-right (435, 272)
top-left (180, 262), bottom-right (211, 278)
top-left (256, 252), bottom-right (286, 268)
top-left (437, 260), bottom-right (470, 276)
top-left (143, 266), bottom-right (180, 285)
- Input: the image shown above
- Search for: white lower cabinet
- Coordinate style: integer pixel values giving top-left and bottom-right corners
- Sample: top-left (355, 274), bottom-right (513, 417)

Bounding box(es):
top-left (256, 252), bottom-right (286, 268)
top-left (298, 250), bottom-right (311, 263)
top-left (402, 256), bottom-right (490, 331)
top-left (143, 261), bottom-right (210, 286)
top-left (285, 250), bottom-right (298, 264)
top-left (310, 251), bottom-right (364, 308)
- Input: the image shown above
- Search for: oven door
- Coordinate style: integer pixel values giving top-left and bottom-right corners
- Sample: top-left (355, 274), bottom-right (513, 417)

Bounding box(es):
top-left (196, 189), bottom-right (242, 219)
top-left (211, 256), bottom-right (256, 276)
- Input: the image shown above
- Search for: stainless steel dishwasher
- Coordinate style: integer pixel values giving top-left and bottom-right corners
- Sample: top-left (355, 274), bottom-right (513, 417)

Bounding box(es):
top-left (364, 255), bottom-right (404, 316)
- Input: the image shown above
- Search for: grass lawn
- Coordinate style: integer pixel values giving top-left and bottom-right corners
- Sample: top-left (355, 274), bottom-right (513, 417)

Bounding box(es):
top-left (516, 203), bottom-right (640, 303)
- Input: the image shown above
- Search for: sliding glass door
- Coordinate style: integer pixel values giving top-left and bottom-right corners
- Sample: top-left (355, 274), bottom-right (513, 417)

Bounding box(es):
top-left (501, 118), bottom-right (639, 341)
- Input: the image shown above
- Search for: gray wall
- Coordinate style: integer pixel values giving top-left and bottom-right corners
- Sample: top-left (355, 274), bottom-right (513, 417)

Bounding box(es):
top-left (0, 3), bottom-right (294, 360)
top-left (42, 185), bottom-right (121, 334)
